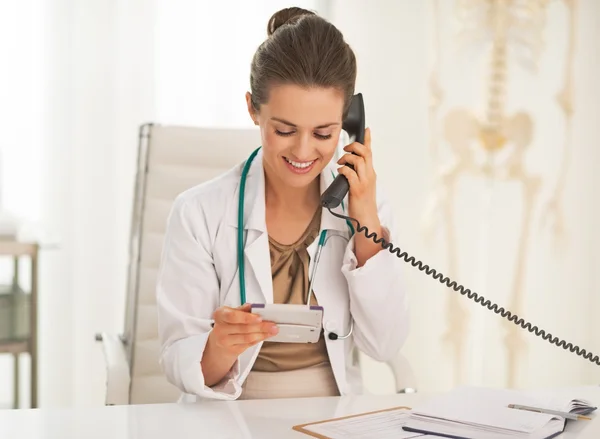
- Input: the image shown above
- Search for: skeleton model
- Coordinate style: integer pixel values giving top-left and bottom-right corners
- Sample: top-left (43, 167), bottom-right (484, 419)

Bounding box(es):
top-left (423, 0), bottom-right (577, 387)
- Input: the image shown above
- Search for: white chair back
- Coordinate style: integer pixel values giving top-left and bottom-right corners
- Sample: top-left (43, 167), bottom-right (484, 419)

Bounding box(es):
top-left (123, 123), bottom-right (260, 403)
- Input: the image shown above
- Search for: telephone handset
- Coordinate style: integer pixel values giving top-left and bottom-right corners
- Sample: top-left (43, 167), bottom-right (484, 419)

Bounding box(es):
top-left (320, 93), bottom-right (600, 367)
top-left (321, 93), bottom-right (365, 209)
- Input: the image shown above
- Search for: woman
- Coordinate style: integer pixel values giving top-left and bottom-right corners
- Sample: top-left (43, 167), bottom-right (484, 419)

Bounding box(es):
top-left (156, 7), bottom-right (409, 401)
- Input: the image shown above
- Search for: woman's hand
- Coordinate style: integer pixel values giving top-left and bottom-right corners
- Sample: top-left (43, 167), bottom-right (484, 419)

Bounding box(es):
top-left (336, 127), bottom-right (384, 267)
top-left (209, 304), bottom-right (279, 357)
top-left (336, 127), bottom-right (379, 225)
top-left (202, 304), bottom-right (278, 386)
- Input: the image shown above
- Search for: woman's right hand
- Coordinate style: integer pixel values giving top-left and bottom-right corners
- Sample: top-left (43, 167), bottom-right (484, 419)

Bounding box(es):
top-left (208, 303), bottom-right (279, 358)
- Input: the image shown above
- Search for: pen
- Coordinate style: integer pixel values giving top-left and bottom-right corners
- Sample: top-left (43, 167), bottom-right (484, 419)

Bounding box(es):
top-left (508, 404), bottom-right (592, 421)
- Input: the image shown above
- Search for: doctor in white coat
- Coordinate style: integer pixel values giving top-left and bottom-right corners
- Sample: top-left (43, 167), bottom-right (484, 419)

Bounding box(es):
top-left (156, 6), bottom-right (409, 402)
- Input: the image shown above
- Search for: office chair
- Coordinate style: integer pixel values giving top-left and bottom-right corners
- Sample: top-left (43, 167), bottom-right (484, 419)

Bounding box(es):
top-left (96, 123), bottom-right (415, 405)
top-left (96, 123), bottom-right (259, 404)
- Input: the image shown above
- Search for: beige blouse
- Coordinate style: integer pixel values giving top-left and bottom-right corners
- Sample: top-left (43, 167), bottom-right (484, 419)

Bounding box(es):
top-left (251, 207), bottom-right (330, 372)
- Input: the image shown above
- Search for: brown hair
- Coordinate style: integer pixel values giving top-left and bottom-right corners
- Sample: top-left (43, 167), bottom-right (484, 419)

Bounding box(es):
top-left (250, 7), bottom-right (357, 117)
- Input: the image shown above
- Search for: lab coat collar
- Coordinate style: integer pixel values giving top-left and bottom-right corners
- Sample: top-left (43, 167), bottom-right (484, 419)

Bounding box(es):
top-left (227, 148), bottom-right (350, 234)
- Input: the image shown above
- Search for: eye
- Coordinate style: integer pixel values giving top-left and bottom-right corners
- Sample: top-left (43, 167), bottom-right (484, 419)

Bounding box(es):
top-left (275, 129), bottom-right (332, 140)
top-left (275, 129), bottom-right (295, 137)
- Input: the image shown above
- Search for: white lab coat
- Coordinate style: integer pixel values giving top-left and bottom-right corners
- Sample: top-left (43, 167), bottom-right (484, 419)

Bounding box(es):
top-left (156, 149), bottom-right (409, 401)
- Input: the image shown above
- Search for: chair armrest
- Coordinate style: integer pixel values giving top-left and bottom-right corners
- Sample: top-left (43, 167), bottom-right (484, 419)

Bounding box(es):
top-left (96, 332), bottom-right (131, 405)
top-left (386, 353), bottom-right (418, 394)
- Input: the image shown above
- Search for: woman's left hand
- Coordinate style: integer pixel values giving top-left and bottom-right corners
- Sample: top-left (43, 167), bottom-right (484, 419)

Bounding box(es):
top-left (336, 127), bottom-right (379, 224)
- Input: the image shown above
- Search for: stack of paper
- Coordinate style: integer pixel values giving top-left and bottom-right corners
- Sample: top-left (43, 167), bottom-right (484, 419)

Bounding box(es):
top-left (402, 386), bottom-right (596, 439)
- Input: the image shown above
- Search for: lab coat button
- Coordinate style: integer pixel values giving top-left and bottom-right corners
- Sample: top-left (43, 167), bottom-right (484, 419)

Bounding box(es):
top-left (325, 321), bottom-right (337, 332)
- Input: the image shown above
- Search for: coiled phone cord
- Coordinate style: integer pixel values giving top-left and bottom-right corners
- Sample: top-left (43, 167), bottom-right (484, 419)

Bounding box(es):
top-left (327, 208), bottom-right (600, 367)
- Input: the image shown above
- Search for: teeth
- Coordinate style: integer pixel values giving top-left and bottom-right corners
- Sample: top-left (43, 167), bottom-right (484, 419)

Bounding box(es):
top-left (285, 157), bottom-right (315, 168)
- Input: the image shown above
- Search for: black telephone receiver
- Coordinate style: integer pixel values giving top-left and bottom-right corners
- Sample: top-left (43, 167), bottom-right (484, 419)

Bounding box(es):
top-left (321, 93), bottom-right (600, 367)
top-left (321, 93), bottom-right (365, 209)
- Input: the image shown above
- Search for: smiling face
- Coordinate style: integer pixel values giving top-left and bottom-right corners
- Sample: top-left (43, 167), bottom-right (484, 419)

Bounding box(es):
top-left (246, 84), bottom-right (345, 190)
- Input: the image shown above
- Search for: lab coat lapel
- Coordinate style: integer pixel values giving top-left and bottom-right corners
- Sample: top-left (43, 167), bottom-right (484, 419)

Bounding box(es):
top-left (244, 233), bottom-right (273, 304)
top-left (228, 149), bottom-right (273, 305)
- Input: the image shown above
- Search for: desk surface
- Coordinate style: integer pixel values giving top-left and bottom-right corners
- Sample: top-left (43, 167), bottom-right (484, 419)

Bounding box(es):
top-left (2, 386), bottom-right (599, 438)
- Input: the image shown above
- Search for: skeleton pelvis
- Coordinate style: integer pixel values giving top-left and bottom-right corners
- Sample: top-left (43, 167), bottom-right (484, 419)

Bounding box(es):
top-left (479, 127), bottom-right (507, 151)
top-left (443, 108), bottom-right (533, 170)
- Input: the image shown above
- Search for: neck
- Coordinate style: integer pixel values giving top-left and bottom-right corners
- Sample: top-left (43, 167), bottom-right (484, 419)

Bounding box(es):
top-left (264, 169), bottom-right (321, 212)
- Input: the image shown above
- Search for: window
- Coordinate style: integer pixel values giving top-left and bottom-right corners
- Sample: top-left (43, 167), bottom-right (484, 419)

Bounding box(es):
top-left (154, 1), bottom-right (323, 127)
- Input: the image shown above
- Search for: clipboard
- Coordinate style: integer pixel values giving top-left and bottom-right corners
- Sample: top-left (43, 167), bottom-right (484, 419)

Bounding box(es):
top-left (292, 405), bottom-right (412, 438)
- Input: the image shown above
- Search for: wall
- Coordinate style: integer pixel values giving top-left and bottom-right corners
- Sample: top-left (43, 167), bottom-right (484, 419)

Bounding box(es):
top-left (587, 0), bottom-right (600, 387)
top-left (0, 0), bottom-right (155, 408)
top-left (0, 0), bottom-right (50, 409)
top-left (328, 0), bottom-right (600, 394)
top-left (47, 0), bottom-right (154, 408)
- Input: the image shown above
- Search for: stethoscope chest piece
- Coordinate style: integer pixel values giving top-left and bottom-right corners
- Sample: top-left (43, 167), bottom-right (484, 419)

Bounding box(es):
top-left (324, 320), bottom-right (337, 333)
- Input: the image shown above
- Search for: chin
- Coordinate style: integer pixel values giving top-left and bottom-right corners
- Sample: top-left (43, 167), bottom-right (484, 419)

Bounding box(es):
top-left (282, 176), bottom-right (317, 190)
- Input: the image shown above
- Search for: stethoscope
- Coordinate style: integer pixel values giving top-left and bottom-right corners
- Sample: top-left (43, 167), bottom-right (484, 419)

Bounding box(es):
top-left (238, 146), bottom-right (355, 341)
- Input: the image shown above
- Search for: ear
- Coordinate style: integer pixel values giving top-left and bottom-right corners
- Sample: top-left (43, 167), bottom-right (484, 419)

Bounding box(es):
top-left (245, 92), bottom-right (259, 125)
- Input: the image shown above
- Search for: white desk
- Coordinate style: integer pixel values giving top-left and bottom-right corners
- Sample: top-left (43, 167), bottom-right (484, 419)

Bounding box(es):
top-left (2, 386), bottom-right (599, 438)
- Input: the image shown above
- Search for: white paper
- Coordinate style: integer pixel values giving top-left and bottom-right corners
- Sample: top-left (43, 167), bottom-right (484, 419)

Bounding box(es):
top-left (301, 408), bottom-right (424, 439)
top-left (410, 386), bottom-right (556, 432)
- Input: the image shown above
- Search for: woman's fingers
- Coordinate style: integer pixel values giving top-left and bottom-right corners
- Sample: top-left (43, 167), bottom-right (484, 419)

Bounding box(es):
top-left (222, 321), bottom-right (278, 336)
top-left (211, 304), bottom-right (279, 350)
top-left (214, 306), bottom-right (262, 325)
top-left (216, 326), bottom-right (278, 347)
top-left (337, 153), bottom-right (367, 179)
top-left (230, 330), bottom-right (276, 346)
top-left (337, 164), bottom-right (360, 187)
top-left (343, 141), bottom-right (370, 160)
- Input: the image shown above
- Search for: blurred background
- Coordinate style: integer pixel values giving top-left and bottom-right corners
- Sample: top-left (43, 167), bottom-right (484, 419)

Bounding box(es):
top-left (0, 0), bottom-right (599, 409)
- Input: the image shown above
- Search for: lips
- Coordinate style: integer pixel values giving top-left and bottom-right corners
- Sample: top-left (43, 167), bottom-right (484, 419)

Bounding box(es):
top-left (284, 157), bottom-right (315, 168)
top-left (283, 156), bottom-right (317, 174)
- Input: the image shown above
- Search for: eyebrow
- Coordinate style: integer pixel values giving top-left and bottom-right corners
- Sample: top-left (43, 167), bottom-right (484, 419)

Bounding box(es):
top-left (270, 117), bottom-right (340, 129)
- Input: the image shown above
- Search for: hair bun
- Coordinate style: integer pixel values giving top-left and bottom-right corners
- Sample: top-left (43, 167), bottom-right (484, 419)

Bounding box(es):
top-left (267, 7), bottom-right (316, 36)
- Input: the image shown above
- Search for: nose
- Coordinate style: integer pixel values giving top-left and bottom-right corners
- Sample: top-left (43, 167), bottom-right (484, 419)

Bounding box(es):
top-left (290, 132), bottom-right (315, 160)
